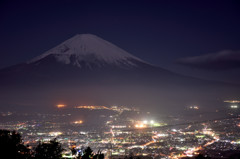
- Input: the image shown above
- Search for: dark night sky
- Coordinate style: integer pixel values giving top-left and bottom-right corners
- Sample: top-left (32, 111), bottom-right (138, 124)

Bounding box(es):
top-left (1, 0), bottom-right (240, 83)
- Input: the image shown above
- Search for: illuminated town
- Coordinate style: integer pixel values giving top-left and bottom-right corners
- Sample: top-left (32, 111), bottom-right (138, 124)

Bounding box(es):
top-left (1, 0), bottom-right (240, 158)
top-left (1, 102), bottom-right (240, 159)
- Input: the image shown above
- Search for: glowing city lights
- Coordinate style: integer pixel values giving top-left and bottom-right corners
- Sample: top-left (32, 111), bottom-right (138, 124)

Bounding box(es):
top-left (49, 131), bottom-right (62, 136)
top-left (135, 124), bottom-right (146, 128)
top-left (189, 106), bottom-right (199, 109)
top-left (230, 105), bottom-right (238, 109)
top-left (134, 120), bottom-right (157, 129)
top-left (224, 100), bottom-right (240, 103)
top-left (57, 104), bottom-right (66, 108)
top-left (74, 120), bottom-right (83, 124)
top-left (75, 105), bottom-right (110, 110)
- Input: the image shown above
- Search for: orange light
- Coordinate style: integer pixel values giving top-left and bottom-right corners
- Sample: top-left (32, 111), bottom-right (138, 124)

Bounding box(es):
top-left (75, 105), bottom-right (110, 110)
top-left (135, 124), bottom-right (146, 128)
top-left (224, 100), bottom-right (240, 103)
top-left (74, 120), bottom-right (83, 124)
top-left (57, 104), bottom-right (66, 108)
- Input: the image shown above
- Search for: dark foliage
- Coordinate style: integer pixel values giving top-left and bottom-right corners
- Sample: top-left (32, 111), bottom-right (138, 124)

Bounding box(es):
top-left (195, 154), bottom-right (211, 159)
top-left (35, 138), bottom-right (63, 159)
top-left (93, 150), bottom-right (104, 159)
top-left (77, 147), bottom-right (104, 159)
top-left (0, 129), bottom-right (30, 159)
top-left (71, 147), bottom-right (77, 156)
top-left (81, 147), bottom-right (93, 159)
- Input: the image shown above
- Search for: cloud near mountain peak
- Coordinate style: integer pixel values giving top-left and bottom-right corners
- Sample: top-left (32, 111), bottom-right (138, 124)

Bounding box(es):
top-left (176, 50), bottom-right (240, 70)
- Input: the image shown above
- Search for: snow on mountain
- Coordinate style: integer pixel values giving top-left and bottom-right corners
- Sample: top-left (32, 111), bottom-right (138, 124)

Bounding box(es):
top-left (29, 34), bottom-right (148, 69)
top-left (1, 34), bottom-right (239, 114)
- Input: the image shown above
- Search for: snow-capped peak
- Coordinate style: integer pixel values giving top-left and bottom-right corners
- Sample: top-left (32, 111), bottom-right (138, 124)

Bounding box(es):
top-left (29, 34), bottom-right (147, 68)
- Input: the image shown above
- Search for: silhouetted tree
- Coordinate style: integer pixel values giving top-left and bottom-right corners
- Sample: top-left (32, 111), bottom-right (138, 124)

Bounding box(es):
top-left (81, 147), bottom-right (93, 159)
top-left (0, 129), bottom-right (30, 159)
top-left (195, 154), bottom-right (211, 159)
top-left (71, 147), bottom-right (77, 156)
top-left (35, 138), bottom-right (63, 159)
top-left (93, 150), bottom-right (104, 159)
top-left (98, 152), bottom-right (104, 159)
top-left (229, 152), bottom-right (240, 159)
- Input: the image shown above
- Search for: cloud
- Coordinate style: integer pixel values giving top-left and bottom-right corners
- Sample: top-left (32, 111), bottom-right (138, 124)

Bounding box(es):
top-left (176, 50), bottom-right (240, 70)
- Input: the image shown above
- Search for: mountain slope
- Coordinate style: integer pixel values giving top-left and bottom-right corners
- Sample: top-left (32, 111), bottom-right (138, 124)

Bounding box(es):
top-left (29, 34), bottom-right (148, 69)
top-left (0, 34), bottom-right (239, 114)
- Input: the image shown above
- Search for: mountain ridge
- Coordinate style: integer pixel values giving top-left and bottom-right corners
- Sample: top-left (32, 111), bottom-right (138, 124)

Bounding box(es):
top-left (0, 34), bottom-right (239, 114)
top-left (28, 34), bottom-right (148, 70)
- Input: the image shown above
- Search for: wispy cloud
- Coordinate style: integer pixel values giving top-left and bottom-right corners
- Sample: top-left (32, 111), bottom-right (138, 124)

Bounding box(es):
top-left (176, 50), bottom-right (240, 70)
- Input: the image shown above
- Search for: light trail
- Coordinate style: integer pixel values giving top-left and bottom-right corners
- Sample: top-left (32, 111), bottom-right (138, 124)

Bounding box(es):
top-left (141, 134), bottom-right (158, 147)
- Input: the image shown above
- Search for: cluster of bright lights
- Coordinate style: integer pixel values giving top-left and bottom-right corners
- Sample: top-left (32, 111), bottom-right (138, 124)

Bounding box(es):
top-left (75, 106), bottom-right (109, 110)
top-left (111, 105), bottom-right (133, 112)
top-left (157, 133), bottom-right (168, 137)
top-left (57, 104), bottom-right (66, 108)
top-left (49, 132), bottom-right (62, 136)
top-left (189, 106), bottom-right (199, 109)
top-left (135, 124), bottom-right (146, 128)
top-left (135, 120), bottom-right (155, 128)
top-left (231, 105), bottom-right (238, 109)
top-left (142, 120), bottom-right (155, 124)
top-left (74, 120), bottom-right (83, 124)
top-left (224, 100), bottom-right (240, 103)
top-left (112, 125), bottom-right (126, 128)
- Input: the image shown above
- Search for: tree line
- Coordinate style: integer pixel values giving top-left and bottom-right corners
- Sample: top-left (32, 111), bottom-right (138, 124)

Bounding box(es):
top-left (0, 129), bottom-right (104, 159)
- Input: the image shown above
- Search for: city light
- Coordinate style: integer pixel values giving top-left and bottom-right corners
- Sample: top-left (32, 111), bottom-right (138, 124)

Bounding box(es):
top-left (75, 105), bottom-right (110, 110)
top-left (189, 106), bottom-right (199, 110)
top-left (135, 124), bottom-right (146, 128)
top-left (157, 134), bottom-right (168, 137)
top-left (74, 120), bottom-right (83, 124)
top-left (1, 105), bottom-right (239, 158)
top-left (224, 100), bottom-right (240, 103)
top-left (230, 105), bottom-right (238, 109)
top-left (49, 131), bottom-right (62, 136)
top-left (57, 104), bottom-right (66, 108)
top-left (1, 3), bottom-right (240, 159)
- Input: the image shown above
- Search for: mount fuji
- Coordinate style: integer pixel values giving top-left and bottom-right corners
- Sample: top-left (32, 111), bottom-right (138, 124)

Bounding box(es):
top-left (0, 34), bottom-right (239, 113)
top-left (29, 34), bottom-right (147, 69)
